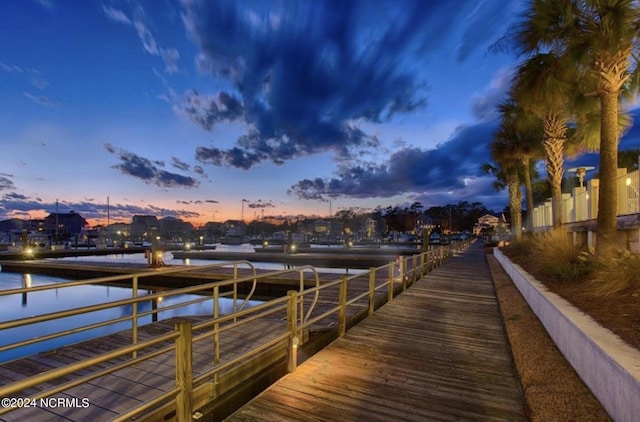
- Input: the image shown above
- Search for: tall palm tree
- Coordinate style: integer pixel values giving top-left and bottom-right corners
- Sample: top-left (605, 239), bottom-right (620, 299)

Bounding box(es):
top-left (512, 52), bottom-right (575, 228)
top-left (486, 129), bottom-right (524, 241)
top-left (497, 98), bottom-right (544, 231)
top-left (512, 0), bottom-right (640, 256)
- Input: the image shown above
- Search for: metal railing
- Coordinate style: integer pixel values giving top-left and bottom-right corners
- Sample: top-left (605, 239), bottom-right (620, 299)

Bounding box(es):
top-left (0, 241), bottom-right (472, 420)
top-left (0, 260), bottom-right (264, 357)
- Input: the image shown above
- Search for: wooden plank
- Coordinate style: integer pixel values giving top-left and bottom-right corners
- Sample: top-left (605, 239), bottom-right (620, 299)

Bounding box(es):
top-left (226, 242), bottom-right (526, 421)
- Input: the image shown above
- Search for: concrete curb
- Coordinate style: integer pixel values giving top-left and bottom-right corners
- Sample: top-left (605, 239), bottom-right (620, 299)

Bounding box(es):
top-left (494, 248), bottom-right (640, 422)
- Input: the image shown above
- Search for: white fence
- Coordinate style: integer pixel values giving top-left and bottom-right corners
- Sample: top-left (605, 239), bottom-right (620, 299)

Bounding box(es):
top-left (532, 168), bottom-right (640, 228)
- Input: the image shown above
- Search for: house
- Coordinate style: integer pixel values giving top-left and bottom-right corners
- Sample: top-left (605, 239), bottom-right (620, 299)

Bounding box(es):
top-left (130, 215), bottom-right (158, 242)
top-left (474, 214), bottom-right (501, 236)
top-left (44, 211), bottom-right (87, 241)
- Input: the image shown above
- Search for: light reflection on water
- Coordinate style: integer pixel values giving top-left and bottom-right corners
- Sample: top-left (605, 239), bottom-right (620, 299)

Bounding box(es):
top-left (0, 247), bottom-right (361, 363)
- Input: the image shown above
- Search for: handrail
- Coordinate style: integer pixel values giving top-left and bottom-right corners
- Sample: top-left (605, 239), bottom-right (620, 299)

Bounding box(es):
top-left (0, 241), bottom-right (473, 421)
top-left (0, 264), bottom-right (321, 355)
top-left (0, 259), bottom-right (258, 297)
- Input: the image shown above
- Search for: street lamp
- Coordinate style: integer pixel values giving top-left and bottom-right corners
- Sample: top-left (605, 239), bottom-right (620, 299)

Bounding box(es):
top-left (567, 166), bottom-right (595, 188)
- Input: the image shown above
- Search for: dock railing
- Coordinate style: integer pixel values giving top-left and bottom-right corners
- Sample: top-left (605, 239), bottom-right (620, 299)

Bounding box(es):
top-left (0, 240), bottom-right (472, 421)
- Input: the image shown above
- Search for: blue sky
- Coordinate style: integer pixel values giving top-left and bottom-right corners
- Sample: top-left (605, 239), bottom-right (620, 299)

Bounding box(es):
top-left (0, 0), bottom-right (554, 225)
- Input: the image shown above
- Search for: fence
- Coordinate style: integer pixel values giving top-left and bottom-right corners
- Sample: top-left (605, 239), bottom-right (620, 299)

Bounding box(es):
top-left (532, 167), bottom-right (640, 228)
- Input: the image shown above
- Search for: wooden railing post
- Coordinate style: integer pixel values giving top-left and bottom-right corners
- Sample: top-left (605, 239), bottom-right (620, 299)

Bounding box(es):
top-left (401, 258), bottom-right (407, 291)
top-left (299, 271), bottom-right (305, 326)
top-left (338, 276), bottom-right (347, 337)
top-left (175, 321), bottom-right (193, 422)
top-left (287, 290), bottom-right (298, 372)
top-left (212, 285), bottom-right (221, 398)
top-left (387, 262), bottom-right (394, 302)
top-left (132, 276), bottom-right (138, 358)
top-left (411, 255), bottom-right (417, 284)
top-left (368, 267), bottom-right (376, 315)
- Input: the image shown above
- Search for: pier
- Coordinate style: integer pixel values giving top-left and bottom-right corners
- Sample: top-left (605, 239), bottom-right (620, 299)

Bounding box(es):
top-left (0, 241), bottom-right (529, 421)
top-left (224, 241), bottom-right (525, 421)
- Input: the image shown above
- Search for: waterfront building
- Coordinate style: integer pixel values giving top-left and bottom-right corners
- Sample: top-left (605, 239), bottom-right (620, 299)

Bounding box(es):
top-left (44, 211), bottom-right (87, 242)
top-left (130, 215), bottom-right (158, 242)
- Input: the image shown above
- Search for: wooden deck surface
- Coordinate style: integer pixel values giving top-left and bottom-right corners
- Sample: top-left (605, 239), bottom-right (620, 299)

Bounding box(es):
top-left (225, 242), bottom-right (526, 421)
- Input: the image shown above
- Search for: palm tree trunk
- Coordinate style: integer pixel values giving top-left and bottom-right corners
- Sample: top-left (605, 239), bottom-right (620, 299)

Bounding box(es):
top-left (507, 171), bottom-right (522, 241)
top-left (543, 137), bottom-right (565, 228)
top-left (596, 90), bottom-right (619, 257)
top-left (520, 155), bottom-right (534, 232)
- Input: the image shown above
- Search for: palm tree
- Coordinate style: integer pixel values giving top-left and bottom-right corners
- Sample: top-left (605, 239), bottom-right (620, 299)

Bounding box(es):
top-left (512, 0), bottom-right (640, 256)
top-left (497, 98), bottom-right (544, 231)
top-left (512, 52), bottom-right (575, 228)
top-left (485, 129), bottom-right (524, 241)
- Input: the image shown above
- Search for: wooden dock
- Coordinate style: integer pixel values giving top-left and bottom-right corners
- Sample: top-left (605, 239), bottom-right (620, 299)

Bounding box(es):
top-left (224, 242), bottom-right (526, 421)
top-left (0, 260), bottom-right (412, 421)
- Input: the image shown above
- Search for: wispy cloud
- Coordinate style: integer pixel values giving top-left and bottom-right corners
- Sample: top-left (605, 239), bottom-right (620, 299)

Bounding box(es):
top-left (33, 0), bottom-right (54, 10)
top-left (102, 5), bottom-right (180, 74)
top-left (23, 92), bottom-right (54, 107)
top-left (0, 174), bottom-right (16, 191)
top-left (102, 5), bottom-right (132, 25)
top-left (104, 144), bottom-right (200, 189)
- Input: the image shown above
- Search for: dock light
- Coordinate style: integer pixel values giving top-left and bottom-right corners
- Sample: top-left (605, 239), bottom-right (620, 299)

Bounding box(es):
top-left (157, 296), bottom-right (163, 304)
top-left (24, 248), bottom-right (34, 256)
top-left (292, 336), bottom-right (300, 348)
top-left (185, 243), bottom-right (191, 250)
top-left (626, 177), bottom-right (632, 186)
top-left (290, 244), bottom-right (296, 251)
top-left (263, 241), bottom-right (269, 247)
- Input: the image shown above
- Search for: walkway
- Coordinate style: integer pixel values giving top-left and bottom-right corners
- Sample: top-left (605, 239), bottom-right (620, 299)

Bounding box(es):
top-left (225, 242), bottom-right (526, 421)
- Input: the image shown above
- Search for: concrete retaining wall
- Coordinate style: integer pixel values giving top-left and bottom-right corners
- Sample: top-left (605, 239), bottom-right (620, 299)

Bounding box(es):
top-left (494, 248), bottom-right (640, 422)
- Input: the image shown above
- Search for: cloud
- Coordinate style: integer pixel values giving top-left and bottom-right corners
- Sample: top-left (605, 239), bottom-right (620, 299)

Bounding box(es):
top-left (0, 195), bottom-right (203, 223)
top-left (105, 144), bottom-right (199, 188)
top-left (246, 199), bottom-right (275, 209)
top-left (33, 0), bottom-right (54, 10)
top-left (102, 6), bottom-right (131, 25)
top-left (193, 165), bottom-right (207, 177)
top-left (456, 0), bottom-right (522, 61)
top-left (180, 0), bottom-right (495, 169)
top-left (30, 76), bottom-right (49, 89)
top-left (174, 90), bottom-right (244, 131)
top-left (471, 67), bottom-right (514, 121)
top-left (0, 174), bottom-right (16, 191)
top-left (172, 156), bottom-right (190, 171)
top-left (23, 92), bottom-right (54, 107)
top-left (289, 120), bottom-right (500, 201)
top-left (102, 5), bottom-right (180, 73)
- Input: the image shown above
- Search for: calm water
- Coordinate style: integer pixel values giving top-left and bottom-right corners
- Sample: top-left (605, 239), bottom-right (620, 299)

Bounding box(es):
top-left (0, 245), bottom-right (360, 363)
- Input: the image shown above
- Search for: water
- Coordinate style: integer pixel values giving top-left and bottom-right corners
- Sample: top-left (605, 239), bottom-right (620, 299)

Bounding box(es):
top-left (0, 245), bottom-right (361, 363)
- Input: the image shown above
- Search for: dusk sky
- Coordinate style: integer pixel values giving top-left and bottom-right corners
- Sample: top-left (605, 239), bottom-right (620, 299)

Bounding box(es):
top-left (4, 0), bottom-right (636, 226)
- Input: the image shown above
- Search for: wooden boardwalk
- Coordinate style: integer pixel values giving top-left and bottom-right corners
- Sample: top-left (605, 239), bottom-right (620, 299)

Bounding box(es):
top-left (225, 242), bottom-right (526, 421)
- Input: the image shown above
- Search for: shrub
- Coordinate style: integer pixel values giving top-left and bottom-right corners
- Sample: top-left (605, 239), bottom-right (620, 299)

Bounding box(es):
top-left (535, 230), bottom-right (593, 283)
top-left (590, 250), bottom-right (640, 297)
top-left (504, 230), bottom-right (592, 283)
